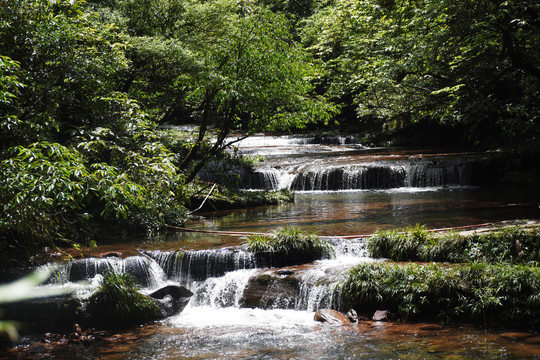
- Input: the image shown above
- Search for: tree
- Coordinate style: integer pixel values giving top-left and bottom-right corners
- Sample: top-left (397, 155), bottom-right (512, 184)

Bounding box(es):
top-left (175, 3), bottom-right (336, 181)
top-left (300, 0), bottom-right (540, 145)
top-left (0, 0), bottom-right (187, 264)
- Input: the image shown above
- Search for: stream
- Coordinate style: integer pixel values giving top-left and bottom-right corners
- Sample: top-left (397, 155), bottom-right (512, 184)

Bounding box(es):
top-left (3, 135), bottom-right (540, 359)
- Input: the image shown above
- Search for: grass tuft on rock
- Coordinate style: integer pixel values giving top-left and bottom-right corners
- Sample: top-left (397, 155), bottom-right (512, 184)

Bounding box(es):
top-left (245, 226), bottom-right (331, 254)
top-left (367, 224), bottom-right (540, 263)
top-left (87, 271), bottom-right (160, 328)
top-left (244, 226), bottom-right (333, 267)
top-left (339, 262), bottom-right (540, 327)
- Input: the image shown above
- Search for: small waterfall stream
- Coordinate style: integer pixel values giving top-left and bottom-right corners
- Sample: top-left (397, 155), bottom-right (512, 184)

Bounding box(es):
top-left (199, 135), bottom-right (486, 191)
top-left (42, 237), bottom-right (371, 316)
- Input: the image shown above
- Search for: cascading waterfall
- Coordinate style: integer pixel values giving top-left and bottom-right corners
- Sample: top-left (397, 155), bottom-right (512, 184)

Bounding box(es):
top-left (242, 159), bottom-right (477, 191)
top-left (188, 269), bottom-right (259, 308)
top-left (142, 237), bottom-right (372, 313)
top-left (143, 248), bottom-right (256, 285)
top-left (47, 255), bottom-right (168, 290)
top-left (40, 236), bottom-right (371, 319)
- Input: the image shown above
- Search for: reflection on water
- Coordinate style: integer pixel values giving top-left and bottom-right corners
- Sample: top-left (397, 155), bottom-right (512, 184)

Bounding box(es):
top-left (180, 187), bottom-right (540, 238)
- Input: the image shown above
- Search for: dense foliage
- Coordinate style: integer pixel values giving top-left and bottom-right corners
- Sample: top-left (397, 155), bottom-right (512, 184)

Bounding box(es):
top-left (340, 262), bottom-right (540, 327)
top-left (1, 0), bottom-right (538, 265)
top-left (0, 0), bottom-right (331, 264)
top-left (367, 225), bottom-right (540, 263)
top-left (301, 0), bottom-right (540, 145)
top-left (340, 225), bottom-right (540, 327)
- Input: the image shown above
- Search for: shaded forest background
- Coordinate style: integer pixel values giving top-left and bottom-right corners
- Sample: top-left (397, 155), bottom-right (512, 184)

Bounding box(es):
top-left (0, 0), bottom-right (539, 266)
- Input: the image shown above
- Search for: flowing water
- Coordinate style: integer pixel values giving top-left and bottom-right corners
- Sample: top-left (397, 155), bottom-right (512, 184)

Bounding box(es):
top-left (4, 135), bottom-right (540, 359)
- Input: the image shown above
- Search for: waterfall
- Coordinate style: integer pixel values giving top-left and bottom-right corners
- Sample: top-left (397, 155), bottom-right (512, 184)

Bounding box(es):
top-left (145, 238), bottom-right (372, 313)
top-left (42, 238), bottom-right (371, 315)
top-left (143, 248), bottom-right (257, 285)
top-left (48, 255), bottom-right (168, 290)
top-left (237, 158), bottom-right (478, 191)
top-left (189, 269), bottom-right (258, 308)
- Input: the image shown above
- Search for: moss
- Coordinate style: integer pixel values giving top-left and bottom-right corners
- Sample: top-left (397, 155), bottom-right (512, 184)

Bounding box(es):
top-left (253, 274), bottom-right (274, 286)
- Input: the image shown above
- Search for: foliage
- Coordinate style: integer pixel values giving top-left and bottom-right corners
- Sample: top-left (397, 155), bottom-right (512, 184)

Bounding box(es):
top-left (0, 0), bottom-right (130, 147)
top-left (107, 0), bottom-right (337, 181)
top-left (86, 271), bottom-right (160, 328)
top-left (0, 0), bottom-right (190, 263)
top-left (300, 0), bottom-right (540, 146)
top-left (340, 262), bottom-right (540, 327)
top-left (0, 141), bottom-right (185, 268)
top-left (244, 226), bottom-right (332, 256)
top-left (367, 225), bottom-right (540, 263)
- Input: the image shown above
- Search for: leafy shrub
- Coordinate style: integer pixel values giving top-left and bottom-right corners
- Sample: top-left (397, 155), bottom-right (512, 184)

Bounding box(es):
top-left (86, 271), bottom-right (160, 328)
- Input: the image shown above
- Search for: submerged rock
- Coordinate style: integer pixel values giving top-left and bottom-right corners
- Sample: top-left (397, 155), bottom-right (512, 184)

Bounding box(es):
top-left (314, 309), bottom-right (351, 326)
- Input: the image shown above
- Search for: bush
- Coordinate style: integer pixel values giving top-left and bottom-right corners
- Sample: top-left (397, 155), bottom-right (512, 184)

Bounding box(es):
top-left (86, 271), bottom-right (160, 328)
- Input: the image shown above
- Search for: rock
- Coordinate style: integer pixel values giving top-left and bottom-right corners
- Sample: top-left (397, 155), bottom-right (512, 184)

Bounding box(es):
top-left (314, 309), bottom-right (351, 326)
top-left (3, 295), bottom-right (83, 333)
top-left (240, 273), bottom-right (298, 309)
top-left (277, 269), bottom-right (295, 275)
top-left (148, 285), bottom-right (193, 317)
top-left (372, 310), bottom-right (396, 322)
top-left (346, 309), bottom-right (359, 323)
top-left (101, 251), bottom-right (122, 258)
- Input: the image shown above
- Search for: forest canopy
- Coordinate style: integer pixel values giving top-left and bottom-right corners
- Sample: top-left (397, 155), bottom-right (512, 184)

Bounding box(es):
top-left (1, 0), bottom-right (538, 264)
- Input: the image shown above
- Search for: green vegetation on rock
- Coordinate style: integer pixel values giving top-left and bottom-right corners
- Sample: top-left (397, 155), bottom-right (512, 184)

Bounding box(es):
top-left (244, 226), bottom-right (333, 267)
top-left (340, 262), bottom-right (540, 327)
top-left (245, 226), bottom-right (330, 254)
top-left (86, 271), bottom-right (160, 329)
top-left (367, 224), bottom-right (540, 263)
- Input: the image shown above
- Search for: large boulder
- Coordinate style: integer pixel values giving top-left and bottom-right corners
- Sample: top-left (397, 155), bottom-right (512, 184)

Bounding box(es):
top-left (2, 295), bottom-right (82, 333)
top-left (241, 272), bottom-right (299, 309)
top-left (3, 285), bottom-right (193, 334)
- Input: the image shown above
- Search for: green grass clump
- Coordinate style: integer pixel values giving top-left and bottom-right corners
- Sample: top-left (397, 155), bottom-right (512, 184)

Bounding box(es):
top-left (367, 224), bottom-right (540, 264)
top-left (245, 226), bottom-right (331, 254)
top-left (87, 271), bottom-right (160, 328)
top-left (244, 226), bottom-right (333, 267)
top-left (339, 262), bottom-right (540, 327)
